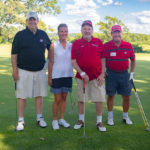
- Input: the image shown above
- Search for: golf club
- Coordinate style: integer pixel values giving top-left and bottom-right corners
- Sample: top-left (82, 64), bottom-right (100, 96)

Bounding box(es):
top-left (83, 80), bottom-right (87, 138)
top-left (130, 79), bottom-right (150, 132)
top-left (14, 82), bottom-right (17, 132)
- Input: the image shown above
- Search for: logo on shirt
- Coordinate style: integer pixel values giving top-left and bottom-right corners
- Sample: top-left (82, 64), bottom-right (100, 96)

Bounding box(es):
top-left (91, 44), bottom-right (98, 47)
top-left (124, 51), bottom-right (127, 54)
top-left (40, 39), bottom-right (44, 42)
top-left (80, 45), bottom-right (84, 48)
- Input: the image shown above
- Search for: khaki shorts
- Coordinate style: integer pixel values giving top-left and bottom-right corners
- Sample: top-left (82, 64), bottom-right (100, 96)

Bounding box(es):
top-left (16, 68), bottom-right (47, 99)
top-left (76, 78), bottom-right (106, 103)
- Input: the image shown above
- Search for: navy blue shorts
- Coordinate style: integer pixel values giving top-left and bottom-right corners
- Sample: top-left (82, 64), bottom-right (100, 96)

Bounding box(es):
top-left (105, 69), bottom-right (132, 96)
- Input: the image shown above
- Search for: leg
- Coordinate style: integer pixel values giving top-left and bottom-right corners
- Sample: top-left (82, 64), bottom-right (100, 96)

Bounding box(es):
top-left (107, 95), bottom-right (115, 125)
top-left (60, 92), bottom-right (67, 119)
top-left (107, 95), bottom-right (115, 112)
top-left (35, 96), bottom-right (43, 115)
top-left (18, 98), bottom-right (26, 119)
top-left (122, 95), bottom-right (130, 113)
top-left (52, 94), bottom-right (62, 120)
top-left (96, 102), bottom-right (103, 116)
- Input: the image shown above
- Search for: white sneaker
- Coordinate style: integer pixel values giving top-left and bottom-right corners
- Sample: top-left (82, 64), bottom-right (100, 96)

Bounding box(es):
top-left (59, 119), bottom-right (70, 128)
top-left (16, 120), bottom-right (25, 131)
top-left (97, 122), bottom-right (106, 132)
top-left (52, 120), bottom-right (60, 130)
top-left (123, 117), bottom-right (133, 125)
top-left (37, 117), bottom-right (47, 128)
top-left (74, 120), bottom-right (84, 130)
top-left (107, 118), bottom-right (114, 126)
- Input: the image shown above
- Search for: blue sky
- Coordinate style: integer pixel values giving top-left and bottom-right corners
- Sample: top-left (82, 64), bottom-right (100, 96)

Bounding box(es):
top-left (41, 0), bottom-right (150, 34)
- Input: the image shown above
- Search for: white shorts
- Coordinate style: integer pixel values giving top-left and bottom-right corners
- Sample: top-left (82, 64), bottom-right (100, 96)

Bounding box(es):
top-left (76, 78), bottom-right (106, 103)
top-left (16, 68), bottom-right (47, 99)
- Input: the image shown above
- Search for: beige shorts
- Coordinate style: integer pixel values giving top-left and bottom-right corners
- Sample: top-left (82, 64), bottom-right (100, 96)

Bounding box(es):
top-left (16, 68), bottom-right (47, 99)
top-left (76, 78), bottom-right (106, 103)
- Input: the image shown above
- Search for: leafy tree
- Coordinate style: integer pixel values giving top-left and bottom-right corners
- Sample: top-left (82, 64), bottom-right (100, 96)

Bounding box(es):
top-left (96, 16), bottom-right (129, 42)
top-left (0, 0), bottom-right (60, 43)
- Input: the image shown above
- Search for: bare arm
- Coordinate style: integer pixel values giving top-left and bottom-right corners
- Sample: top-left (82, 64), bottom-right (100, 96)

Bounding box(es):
top-left (72, 59), bottom-right (89, 82)
top-left (48, 43), bottom-right (54, 86)
top-left (11, 54), bottom-right (18, 82)
top-left (130, 60), bottom-right (136, 72)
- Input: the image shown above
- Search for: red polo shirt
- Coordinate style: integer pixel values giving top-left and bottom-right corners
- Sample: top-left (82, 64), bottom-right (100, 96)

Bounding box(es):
top-left (104, 40), bottom-right (135, 71)
top-left (71, 37), bottom-right (106, 80)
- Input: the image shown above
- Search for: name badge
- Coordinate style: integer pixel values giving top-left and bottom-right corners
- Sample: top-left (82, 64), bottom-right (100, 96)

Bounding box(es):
top-left (110, 52), bottom-right (116, 56)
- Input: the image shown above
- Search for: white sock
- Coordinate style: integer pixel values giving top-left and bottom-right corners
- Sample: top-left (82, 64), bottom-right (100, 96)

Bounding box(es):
top-left (60, 119), bottom-right (64, 122)
top-left (37, 114), bottom-right (42, 119)
top-left (97, 116), bottom-right (102, 123)
top-left (108, 111), bottom-right (113, 119)
top-left (123, 112), bottom-right (128, 119)
top-left (53, 120), bottom-right (58, 123)
top-left (79, 114), bottom-right (84, 122)
top-left (18, 117), bottom-right (24, 122)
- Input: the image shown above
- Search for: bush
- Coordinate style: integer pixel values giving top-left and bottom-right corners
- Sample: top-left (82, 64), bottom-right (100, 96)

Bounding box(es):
top-left (132, 44), bottom-right (143, 53)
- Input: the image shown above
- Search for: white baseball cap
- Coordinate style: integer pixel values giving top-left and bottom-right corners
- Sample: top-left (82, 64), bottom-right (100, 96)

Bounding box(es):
top-left (26, 12), bottom-right (38, 20)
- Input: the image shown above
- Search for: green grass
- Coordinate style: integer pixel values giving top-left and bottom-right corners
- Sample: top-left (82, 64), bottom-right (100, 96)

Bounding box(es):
top-left (0, 45), bottom-right (150, 150)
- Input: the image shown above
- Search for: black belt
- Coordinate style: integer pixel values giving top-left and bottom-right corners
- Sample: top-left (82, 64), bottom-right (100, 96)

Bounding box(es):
top-left (107, 68), bottom-right (128, 74)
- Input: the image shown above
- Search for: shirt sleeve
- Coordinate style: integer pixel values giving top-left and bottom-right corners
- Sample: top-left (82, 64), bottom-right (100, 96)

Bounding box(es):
top-left (11, 32), bottom-right (21, 55)
top-left (45, 33), bottom-right (51, 51)
top-left (71, 40), bottom-right (77, 60)
top-left (130, 44), bottom-right (135, 61)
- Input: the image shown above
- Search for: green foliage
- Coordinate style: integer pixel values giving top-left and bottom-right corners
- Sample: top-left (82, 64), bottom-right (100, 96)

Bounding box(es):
top-left (97, 16), bottom-right (129, 42)
top-left (132, 44), bottom-right (143, 53)
top-left (0, 0), bottom-right (60, 43)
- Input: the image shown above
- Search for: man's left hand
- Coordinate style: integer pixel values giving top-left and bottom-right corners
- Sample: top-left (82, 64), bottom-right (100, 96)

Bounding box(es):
top-left (97, 73), bottom-right (105, 86)
top-left (129, 72), bottom-right (134, 80)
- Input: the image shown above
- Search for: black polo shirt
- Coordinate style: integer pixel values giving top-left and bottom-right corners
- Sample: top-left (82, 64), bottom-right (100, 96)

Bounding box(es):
top-left (11, 27), bottom-right (51, 71)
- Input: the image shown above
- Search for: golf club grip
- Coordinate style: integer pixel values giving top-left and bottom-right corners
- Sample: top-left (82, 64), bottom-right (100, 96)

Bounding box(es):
top-left (130, 79), bottom-right (136, 92)
top-left (83, 80), bottom-right (85, 93)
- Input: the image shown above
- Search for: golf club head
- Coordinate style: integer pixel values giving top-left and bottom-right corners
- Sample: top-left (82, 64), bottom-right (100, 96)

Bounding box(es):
top-left (146, 128), bottom-right (150, 132)
top-left (83, 135), bottom-right (87, 138)
top-left (14, 128), bottom-right (17, 132)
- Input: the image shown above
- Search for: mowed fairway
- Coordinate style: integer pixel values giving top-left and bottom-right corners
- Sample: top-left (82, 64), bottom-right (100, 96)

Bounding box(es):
top-left (0, 45), bottom-right (150, 150)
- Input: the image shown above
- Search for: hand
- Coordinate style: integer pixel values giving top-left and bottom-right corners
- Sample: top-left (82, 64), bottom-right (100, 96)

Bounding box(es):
top-left (97, 73), bottom-right (105, 86)
top-left (129, 72), bottom-right (134, 80)
top-left (81, 73), bottom-right (89, 83)
top-left (12, 67), bottom-right (18, 82)
top-left (48, 76), bottom-right (52, 86)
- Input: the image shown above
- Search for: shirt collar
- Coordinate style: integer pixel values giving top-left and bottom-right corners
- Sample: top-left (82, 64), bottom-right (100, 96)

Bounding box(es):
top-left (81, 36), bottom-right (94, 43)
top-left (26, 27), bottom-right (39, 35)
top-left (111, 40), bottom-right (124, 47)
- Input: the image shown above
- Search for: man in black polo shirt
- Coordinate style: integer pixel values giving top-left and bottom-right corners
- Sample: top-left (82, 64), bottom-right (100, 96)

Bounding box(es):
top-left (11, 12), bottom-right (51, 131)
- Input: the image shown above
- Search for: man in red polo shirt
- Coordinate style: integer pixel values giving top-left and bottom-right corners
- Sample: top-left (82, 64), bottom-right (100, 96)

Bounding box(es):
top-left (104, 25), bottom-right (136, 126)
top-left (71, 20), bottom-right (106, 132)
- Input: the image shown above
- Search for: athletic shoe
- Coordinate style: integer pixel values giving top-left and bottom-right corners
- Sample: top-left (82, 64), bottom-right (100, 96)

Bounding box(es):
top-left (16, 120), bottom-right (25, 131)
top-left (97, 122), bottom-right (106, 132)
top-left (107, 118), bottom-right (114, 126)
top-left (52, 120), bottom-right (60, 130)
top-left (123, 117), bottom-right (133, 125)
top-left (74, 120), bottom-right (84, 130)
top-left (37, 117), bottom-right (47, 128)
top-left (59, 119), bottom-right (70, 128)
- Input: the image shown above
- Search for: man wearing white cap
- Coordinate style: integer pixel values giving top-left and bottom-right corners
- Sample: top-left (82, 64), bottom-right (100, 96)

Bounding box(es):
top-left (11, 12), bottom-right (51, 131)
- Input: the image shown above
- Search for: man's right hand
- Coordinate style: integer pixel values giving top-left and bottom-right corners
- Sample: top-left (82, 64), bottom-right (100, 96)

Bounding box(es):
top-left (80, 72), bottom-right (89, 83)
top-left (12, 67), bottom-right (18, 82)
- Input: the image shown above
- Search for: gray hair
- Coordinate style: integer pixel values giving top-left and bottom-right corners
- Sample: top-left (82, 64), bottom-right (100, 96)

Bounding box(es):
top-left (58, 23), bottom-right (68, 31)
